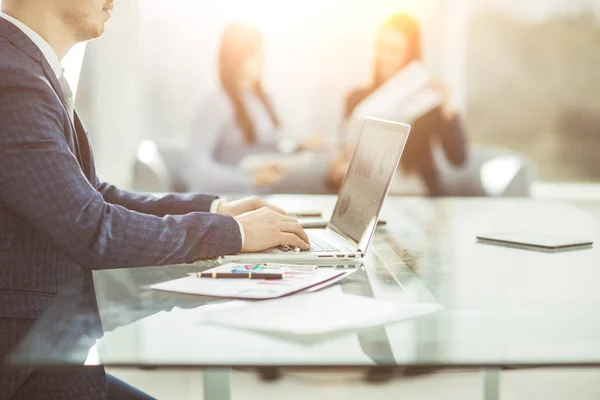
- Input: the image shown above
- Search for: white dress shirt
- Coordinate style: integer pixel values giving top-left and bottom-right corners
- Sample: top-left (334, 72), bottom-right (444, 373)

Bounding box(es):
top-left (0, 12), bottom-right (245, 245)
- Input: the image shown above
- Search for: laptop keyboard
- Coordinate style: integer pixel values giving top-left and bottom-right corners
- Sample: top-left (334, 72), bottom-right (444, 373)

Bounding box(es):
top-left (278, 234), bottom-right (339, 253)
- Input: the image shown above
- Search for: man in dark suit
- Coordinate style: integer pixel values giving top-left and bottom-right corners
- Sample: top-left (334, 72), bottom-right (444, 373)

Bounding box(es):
top-left (0, 0), bottom-right (309, 398)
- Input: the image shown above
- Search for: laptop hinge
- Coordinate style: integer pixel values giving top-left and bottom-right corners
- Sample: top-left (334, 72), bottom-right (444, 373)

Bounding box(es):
top-left (327, 228), bottom-right (361, 253)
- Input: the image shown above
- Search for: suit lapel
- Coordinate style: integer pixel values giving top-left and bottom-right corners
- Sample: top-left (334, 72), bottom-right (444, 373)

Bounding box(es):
top-left (37, 62), bottom-right (89, 178)
top-left (0, 18), bottom-right (88, 175)
top-left (74, 111), bottom-right (97, 185)
top-left (37, 56), bottom-right (85, 157)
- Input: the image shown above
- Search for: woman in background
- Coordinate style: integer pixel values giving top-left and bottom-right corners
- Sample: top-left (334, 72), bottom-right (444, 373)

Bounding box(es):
top-left (330, 14), bottom-right (468, 196)
top-left (188, 22), bottom-right (327, 193)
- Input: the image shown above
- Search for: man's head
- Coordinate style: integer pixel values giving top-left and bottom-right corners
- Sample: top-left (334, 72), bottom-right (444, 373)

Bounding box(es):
top-left (56, 0), bottom-right (114, 41)
top-left (3, 0), bottom-right (114, 43)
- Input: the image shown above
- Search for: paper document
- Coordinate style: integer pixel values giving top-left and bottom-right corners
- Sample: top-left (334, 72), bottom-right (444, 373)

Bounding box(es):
top-left (342, 61), bottom-right (442, 146)
top-left (197, 288), bottom-right (442, 335)
top-left (150, 263), bottom-right (356, 300)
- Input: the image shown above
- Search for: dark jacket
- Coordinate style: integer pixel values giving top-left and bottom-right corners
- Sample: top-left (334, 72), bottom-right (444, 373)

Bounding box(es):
top-left (0, 17), bottom-right (241, 399)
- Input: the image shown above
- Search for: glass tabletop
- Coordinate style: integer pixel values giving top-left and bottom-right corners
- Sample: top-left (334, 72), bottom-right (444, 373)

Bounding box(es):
top-left (8, 197), bottom-right (600, 368)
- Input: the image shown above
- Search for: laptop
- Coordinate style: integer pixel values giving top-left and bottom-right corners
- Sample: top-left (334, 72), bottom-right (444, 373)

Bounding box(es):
top-left (220, 117), bottom-right (411, 263)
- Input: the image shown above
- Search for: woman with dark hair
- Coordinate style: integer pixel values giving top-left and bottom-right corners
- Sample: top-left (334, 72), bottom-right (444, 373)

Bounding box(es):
top-left (330, 14), bottom-right (468, 196)
top-left (188, 22), bottom-right (326, 193)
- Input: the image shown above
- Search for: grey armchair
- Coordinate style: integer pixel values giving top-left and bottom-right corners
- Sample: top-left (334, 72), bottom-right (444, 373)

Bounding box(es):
top-left (436, 145), bottom-right (536, 197)
top-left (131, 140), bottom-right (189, 193)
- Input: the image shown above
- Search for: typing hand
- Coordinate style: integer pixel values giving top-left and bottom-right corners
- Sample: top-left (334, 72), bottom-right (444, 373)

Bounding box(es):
top-left (217, 196), bottom-right (286, 217)
top-left (235, 208), bottom-right (310, 253)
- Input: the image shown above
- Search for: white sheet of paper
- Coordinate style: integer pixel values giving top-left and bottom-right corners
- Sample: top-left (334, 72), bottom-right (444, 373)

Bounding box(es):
top-left (96, 299), bottom-right (377, 365)
top-left (197, 288), bottom-right (441, 335)
top-left (352, 61), bottom-right (441, 122)
top-left (150, 264), bottom-right (352, 300)
top-left (341, 61), bottom-right (443, 147)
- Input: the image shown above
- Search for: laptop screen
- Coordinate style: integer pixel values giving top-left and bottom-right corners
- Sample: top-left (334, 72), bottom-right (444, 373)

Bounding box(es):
top-left (329, 118), bottom-right (410, 245)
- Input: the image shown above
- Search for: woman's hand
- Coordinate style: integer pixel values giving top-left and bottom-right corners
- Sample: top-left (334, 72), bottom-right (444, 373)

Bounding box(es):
top-left (326, 146), bottom-right (354, 189)
top-left (252, 164), bottom-right (286, 187)
top-left (429, 79), bottom-right (456, 120)
top-left (299, 133), bottom-right (335, 152)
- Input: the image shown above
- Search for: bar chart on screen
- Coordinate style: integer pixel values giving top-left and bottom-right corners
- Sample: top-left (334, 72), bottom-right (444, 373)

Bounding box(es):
top-left (354, 149), bottom-right (375, 179)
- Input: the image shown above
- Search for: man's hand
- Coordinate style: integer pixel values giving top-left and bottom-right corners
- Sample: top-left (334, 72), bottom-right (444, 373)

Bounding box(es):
top-left (216, 196), bottom-right (286, 217)
top-left (235, 207), bottom-right (310, 253)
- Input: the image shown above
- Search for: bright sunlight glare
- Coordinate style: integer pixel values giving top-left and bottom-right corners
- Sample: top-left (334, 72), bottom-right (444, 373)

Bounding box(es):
top-left (220, 0), bottom-right (432, 33)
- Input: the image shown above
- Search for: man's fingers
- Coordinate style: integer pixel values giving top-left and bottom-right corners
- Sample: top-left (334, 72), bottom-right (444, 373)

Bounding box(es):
top-left (279, 232), bottom-right (310, 250)
top-left (280, 221), bottom-right (310, 244)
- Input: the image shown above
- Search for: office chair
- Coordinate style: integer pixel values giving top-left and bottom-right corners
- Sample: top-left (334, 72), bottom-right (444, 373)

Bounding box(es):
top-left (132, 140), bottom-right (175, 193)
top-left (436, 145), bottom-right (536, 197)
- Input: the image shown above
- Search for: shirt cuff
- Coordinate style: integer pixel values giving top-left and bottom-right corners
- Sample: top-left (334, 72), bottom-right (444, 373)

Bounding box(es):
top-left (209, 198), bottom-right (223, 213)
top-left (210, 198), bottom-right (245, 246)
top-left (236, 220), bottom-right (245, 246)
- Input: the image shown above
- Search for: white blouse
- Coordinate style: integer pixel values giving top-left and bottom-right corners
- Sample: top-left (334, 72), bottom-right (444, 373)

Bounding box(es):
top-left (187, 88), bottom-right (281, 193)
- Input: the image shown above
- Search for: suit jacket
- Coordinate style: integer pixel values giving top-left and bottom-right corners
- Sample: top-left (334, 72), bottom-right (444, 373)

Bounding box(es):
top-left (0, 18), bottom-right (242, 399)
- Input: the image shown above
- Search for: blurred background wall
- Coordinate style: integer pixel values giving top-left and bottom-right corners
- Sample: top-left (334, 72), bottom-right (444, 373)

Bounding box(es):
top-left (5, 0), bottom-right (598, 188)
top-left (466, 0), bottom-right (600, 181)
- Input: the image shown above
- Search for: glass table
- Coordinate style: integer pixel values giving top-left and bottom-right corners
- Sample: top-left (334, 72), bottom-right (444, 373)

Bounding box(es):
top-left (8, 196), bottom-right (600, 400)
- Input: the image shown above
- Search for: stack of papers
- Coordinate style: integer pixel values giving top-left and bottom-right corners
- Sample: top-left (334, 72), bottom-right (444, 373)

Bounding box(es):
top-left (196, 288), bottom-right (441, 336)
top-left (150, 263), bottom-right (356, 300)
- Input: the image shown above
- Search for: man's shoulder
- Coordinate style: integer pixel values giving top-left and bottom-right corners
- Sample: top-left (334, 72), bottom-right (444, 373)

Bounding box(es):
top-left (0, 38), bottom-right (65, 137)
top-left (0, 37), bottom-right (47, 88)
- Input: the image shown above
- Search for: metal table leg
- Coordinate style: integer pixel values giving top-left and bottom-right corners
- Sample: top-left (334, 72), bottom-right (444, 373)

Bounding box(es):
top-left (204, 368), bottom-right (232, 400)
top-left (482, 368), bottom-right (500, 400)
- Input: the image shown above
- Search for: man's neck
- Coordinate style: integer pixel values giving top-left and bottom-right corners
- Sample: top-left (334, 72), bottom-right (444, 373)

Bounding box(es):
top-left (1, 4), bottom-right (75, 60)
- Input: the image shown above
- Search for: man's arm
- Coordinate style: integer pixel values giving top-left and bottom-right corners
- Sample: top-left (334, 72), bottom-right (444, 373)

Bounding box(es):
top-left (96, 180), bottom-right (218, 216)
top-left (0, 77), bottom-right (242, 269)
top-left (97, 182), bottom-right (244, 244)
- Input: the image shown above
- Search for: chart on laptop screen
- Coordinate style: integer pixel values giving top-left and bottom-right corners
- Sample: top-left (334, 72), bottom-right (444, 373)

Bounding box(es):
top-left (330, 123), bottom-right (408, 243)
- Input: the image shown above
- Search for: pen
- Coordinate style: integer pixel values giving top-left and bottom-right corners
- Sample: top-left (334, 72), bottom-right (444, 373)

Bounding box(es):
top-left (191, 272), bottom-right (283, 279)
top-left (289, 211), bottom-right (322, 218)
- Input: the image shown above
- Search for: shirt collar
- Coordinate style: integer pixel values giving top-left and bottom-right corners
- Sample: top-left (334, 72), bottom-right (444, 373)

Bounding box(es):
top-left (0, 12), bottom-right (63, 79)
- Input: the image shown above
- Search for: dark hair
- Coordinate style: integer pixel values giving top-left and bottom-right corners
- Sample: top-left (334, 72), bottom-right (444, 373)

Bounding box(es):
top-left (345, 14), bottom-right (423, 118)
top-left (218, 22), bottom-right (280, 144)
top-left (373, 14), bottom-right (422, 88)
